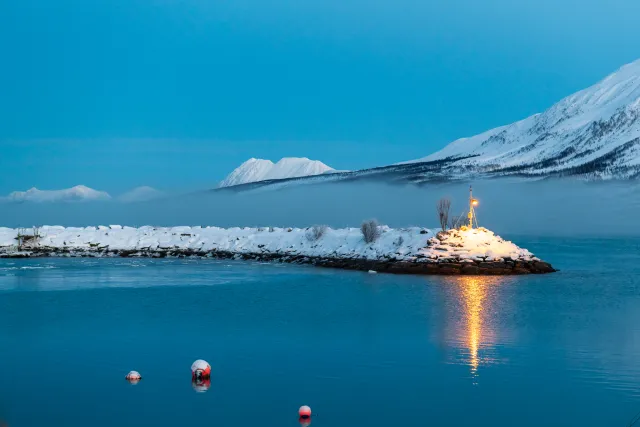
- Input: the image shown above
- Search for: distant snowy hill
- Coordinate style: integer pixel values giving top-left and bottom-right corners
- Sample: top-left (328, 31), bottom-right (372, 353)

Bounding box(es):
top-left (403, 58), bottom-right (640, 179)
top-left (118, 186), bottom-right (164, 202)
top-left (5, 185), bottom-right (111, 203)
top-left (216, 58), bottom-right (640, 192)
top-left (218, 157), bottom-right (336, 187)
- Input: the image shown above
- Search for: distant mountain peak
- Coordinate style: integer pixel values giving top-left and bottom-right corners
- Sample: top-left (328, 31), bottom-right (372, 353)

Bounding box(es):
top-left (215, 59), bottom-right (640, 193)
top-left (6, 185), bottom-right (111, 202)
top-left (118, 186), bottom-right (164, 202)
top-left (219, 157), bottom-right (336, 188)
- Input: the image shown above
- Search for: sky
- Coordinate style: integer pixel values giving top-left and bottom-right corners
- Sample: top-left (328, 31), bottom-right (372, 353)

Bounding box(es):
top-left (1, 0), bottom-right (639, 195)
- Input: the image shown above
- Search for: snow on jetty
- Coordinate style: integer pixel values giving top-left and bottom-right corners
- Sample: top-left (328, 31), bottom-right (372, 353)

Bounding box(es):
top-left (0, 225), bottom-right (556, 275)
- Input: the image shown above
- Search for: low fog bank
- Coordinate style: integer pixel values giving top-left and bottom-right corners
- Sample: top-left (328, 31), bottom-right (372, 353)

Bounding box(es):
top-left (1, 180), bottom-right (639, 236)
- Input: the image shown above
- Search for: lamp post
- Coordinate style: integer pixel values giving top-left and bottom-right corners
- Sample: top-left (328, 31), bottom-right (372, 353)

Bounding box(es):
top-left (468, 186), bottom-right (479, 228)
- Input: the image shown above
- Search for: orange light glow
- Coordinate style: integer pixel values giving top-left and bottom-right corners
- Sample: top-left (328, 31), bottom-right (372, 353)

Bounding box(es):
top-left (472, 199), bottom-right (479, 206)
top-left (460, 277), bottom-right (484, 375)
top-left (444, 276), bottom-right (502, 383)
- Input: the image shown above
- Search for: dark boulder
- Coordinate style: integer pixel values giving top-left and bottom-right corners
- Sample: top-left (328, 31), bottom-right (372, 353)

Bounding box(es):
top-left (461, 265), bottom-right (480, 275)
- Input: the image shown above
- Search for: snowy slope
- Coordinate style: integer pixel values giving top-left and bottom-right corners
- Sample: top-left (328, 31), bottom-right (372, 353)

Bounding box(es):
top-left (4, 185), bottom-right (111, 202)
top-left (218, 158), bottom-right (275, 188)
top-left (218, 157), bottom-right (336, 187)
top-left (405, 58), bottom-right (640, 179)
top-left (217, 59), bottom-right (640, 193)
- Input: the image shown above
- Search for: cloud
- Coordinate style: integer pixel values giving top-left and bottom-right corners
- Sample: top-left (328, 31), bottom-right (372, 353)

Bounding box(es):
top-left (0, 179), bottom-right (638, 236)
top-left (117, 186), bottom-right (164, 203)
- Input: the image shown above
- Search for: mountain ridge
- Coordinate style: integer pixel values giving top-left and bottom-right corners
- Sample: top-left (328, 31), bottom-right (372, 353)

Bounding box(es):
top-left (5, 185), bottom-right (112, 203)
top-left (218, 58), bottom-right (640, 192)
top-left (218, 157), bottom-right (336, 188)
top-left (406, 58), bottom-right (640, 179)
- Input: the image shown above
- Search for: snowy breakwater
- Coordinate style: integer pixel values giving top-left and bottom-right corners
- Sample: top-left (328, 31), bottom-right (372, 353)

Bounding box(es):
top-left (0, 225), bottom-right (556, 275)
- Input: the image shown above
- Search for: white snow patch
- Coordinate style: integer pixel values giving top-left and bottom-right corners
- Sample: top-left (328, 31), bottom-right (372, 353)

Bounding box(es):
top-left (0, 225), bottom-right (536, 263)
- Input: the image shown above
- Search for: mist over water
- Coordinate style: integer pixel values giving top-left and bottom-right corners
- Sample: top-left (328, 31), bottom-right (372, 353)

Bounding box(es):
top-left (1, 180), bottom-right (639, 236)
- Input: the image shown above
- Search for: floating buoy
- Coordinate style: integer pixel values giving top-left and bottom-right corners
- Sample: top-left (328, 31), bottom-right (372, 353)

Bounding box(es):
top-left (298, 405), bottom-right (312, 419)
top-left (191, 359), bottom-right (211, 380)
top-left (125, 371), bottom-right (141, 384)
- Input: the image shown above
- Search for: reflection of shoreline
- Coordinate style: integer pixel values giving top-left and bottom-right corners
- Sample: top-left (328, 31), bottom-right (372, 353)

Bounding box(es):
top-left (440, 276), bottom-right (506, 383)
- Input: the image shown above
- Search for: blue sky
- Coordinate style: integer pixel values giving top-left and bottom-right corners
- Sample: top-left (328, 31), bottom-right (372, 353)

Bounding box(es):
top-left (0, 0), bottom-right (639, 194)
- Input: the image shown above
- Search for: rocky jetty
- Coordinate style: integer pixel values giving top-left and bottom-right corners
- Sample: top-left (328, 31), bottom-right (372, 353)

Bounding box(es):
top-left (0, 225), bottom-right (556, 275)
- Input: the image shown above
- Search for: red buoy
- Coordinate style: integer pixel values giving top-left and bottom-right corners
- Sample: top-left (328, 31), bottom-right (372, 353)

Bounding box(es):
top-left (191, 359), bottom-right (211, 380)
top-left (125, 371), bottom-right (141, 384)
top-left (298, 405), bottom-right (312, 418)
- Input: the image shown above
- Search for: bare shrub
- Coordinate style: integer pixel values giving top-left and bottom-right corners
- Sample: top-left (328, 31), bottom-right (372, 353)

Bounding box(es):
top-left (361, 219), bottom-right (381, 243)
top-left (436, 198), bottom-right (451, 231)
top-left (449, 214), bottom-right (467, 229)
top-left (306, 224), bottom-right (328, 241)
top-left (268, 227), bottom-right (275, 232)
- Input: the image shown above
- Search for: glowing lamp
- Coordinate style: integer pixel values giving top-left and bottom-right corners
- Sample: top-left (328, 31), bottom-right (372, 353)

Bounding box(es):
top-left (472, 199), bottom-right (479, 206)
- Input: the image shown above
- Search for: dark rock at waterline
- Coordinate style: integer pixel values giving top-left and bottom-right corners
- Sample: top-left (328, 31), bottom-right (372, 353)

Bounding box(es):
top-left (0, 247), bottom-right (557, 276)
top-left (461, 265), bottom-right (480, 275)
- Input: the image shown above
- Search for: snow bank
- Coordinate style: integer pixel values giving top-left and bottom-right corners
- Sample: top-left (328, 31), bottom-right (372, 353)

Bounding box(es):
top-left (0, 225), bottom-right (537, 264)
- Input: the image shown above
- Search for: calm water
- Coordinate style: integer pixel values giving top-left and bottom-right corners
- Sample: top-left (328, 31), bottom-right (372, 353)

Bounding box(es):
top-left (1, 237), bottom-right (639, 427)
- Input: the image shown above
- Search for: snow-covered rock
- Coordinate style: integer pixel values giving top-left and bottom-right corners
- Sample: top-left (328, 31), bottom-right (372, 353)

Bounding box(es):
top-left (0, 225), bottom-right (555, 275)
top-left (218, 157), bottom-right (336, 188)
top-left (4, 185), bottom-right (111, 203)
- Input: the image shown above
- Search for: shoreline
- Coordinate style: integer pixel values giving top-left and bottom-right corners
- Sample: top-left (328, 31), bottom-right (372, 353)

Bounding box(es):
top-left (2, 248), bottom-right (556, 275)
top-left (0, 225), bottom-right (556, 275)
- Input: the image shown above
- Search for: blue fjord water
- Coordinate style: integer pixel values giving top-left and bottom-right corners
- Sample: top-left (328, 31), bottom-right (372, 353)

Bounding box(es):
top-left (0, 237), bottom-right (639, 427)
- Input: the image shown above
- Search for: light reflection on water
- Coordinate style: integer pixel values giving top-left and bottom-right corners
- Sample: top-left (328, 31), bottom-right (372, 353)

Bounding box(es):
top-left (460, 276), bottom-right (493, 378)
top-left (435, 276), bottom-right (511, 383)
top-left (432, 271), bottom-right (640, 399)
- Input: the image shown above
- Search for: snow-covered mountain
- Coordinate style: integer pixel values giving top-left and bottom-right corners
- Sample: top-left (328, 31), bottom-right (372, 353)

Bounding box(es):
top-left (218, 157), bottom-right (336, 187)
top-left (216, 58), bottom-right (640, 192)
top-left (5, 185), bottom-right (112, 203)
top-left (118, 186), bottom-right (164, 202)
top-left (404, 58), bottom-right (640, 179)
